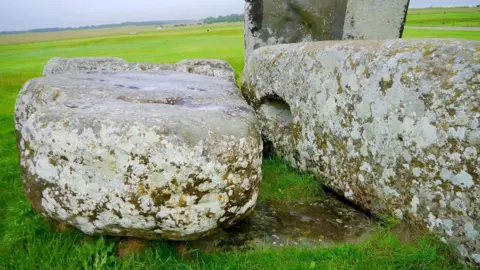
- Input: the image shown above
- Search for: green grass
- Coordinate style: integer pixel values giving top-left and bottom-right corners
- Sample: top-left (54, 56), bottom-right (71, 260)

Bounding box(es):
top-left (261, 157), bottom-right (322, 202)
top-left (0, 223), bottom-right (468, 270)
top-left (406, 7), bottom-right (480, 27)
top-left (0, 20), bottom-right (477, 269)
top-left (403, 29), bottom-right (480, 40)
top-left (409, 7), bottom-right (480, 14)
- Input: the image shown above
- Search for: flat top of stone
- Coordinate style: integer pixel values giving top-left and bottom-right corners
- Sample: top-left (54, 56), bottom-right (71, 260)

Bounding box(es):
top-left (21, 71), bottom-right (255, 145)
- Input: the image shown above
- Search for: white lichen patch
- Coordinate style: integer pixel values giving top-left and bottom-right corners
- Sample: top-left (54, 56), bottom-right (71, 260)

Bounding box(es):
top-left (15, 71), bottom-right (262, 240)
top-left (242, 39), bottom-right (480, 266)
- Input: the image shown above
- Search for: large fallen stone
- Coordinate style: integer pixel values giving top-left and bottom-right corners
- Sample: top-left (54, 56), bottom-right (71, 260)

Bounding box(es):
top-left (43, 57), bottom-right (237, 82)
top-left (15, 71), bottom-right (262, 240)
top-left (242, 39), bottom-right (480, 265)
top-left (244, 0), bottom-right (410, 61)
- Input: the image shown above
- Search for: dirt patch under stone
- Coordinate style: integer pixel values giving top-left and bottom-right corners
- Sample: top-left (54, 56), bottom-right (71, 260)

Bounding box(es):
top-left (116, 238), bottom-right (148, 258)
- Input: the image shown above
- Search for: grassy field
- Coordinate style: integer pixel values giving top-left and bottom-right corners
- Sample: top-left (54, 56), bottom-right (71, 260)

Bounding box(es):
top-left (0, 8), bottom-right (479, 270)
top-left (0, 23), bottom-right (237, 46)
top-left (0, 25), bottom-right (159, 45)
top-left (407, 7), bottom-right (480, 27)
top-left (403, 28), bottom-right (480, 40)
top-left (1, 7), bottom-right (479, 46)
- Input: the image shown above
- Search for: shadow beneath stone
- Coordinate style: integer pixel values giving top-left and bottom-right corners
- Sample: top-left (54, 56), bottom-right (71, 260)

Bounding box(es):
top-left (116, 238), bottom-right (148, 258)
top-left (179, 194), bottom-right (378, 253)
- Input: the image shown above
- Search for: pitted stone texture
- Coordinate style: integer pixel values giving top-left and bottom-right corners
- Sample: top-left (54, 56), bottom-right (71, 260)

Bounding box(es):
top-left (175, 59), bottom-right (237, 82)
top-left (244, 0), bottom-right (409, 61)
top-left (15, 71), bottom-right (262, 240)
top-left (43, 57), bottom-right (128, 77)
top-left (343, 0), bottom-right (410, 40)
top-left (242, 39), bottom-right (480, 265)
top-left (43, 57), bottom-right (236, 82)
top-left (127, 62), bottom-right (177, 72)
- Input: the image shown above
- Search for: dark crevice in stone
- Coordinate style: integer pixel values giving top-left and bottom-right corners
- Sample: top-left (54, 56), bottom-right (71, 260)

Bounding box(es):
top-left (245, 0), bottom-right (263, 34)
top-left (322, 186), bottom-right (378, 221)
top-left (262, 136), bottom-right (275, 158)
top-left (399, 0), bottom-right (411, 38)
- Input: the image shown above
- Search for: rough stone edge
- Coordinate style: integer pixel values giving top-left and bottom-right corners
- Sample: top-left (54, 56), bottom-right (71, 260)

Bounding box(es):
top-left (42, 57), bottom-right (237, 82)
top-left (241, 38), bottom-right (480, 266)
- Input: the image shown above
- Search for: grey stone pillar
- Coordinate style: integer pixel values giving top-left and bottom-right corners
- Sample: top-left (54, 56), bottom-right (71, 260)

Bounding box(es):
top-left (244, 0), bottom-right (410, 62)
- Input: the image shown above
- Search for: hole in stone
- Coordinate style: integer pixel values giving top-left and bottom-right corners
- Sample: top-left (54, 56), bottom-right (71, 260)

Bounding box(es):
top-left (259, 95), bottom-right (293, 126)
top-left (262, 136), bottom-right (275, 158)
top-left (259, 95), bottom-right (293, 158)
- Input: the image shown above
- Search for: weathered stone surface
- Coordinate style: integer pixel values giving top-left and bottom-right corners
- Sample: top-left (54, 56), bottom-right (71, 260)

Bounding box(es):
top-left (15, 71), bottom-right (262, 240)
top-left (127, 62), bottom-right (177, 72)
top-left (242, 39), bottom-right (480, 265)
top-left (342, 0), bottom-right (410, 40)
top-left (43, 57), bottom-right (236, 82)
top-left (244, 0), bottom-right (410, 61)
top-left (175, 59), bottom-right (237, 82)
top-left (43, 57), bottom-right (128, 77)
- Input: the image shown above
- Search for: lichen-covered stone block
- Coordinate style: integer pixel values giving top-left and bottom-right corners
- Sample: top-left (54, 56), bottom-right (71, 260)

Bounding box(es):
top-left (127, 62), bottom-right (177, 72)
top-left (242, 39), bottom-right (480, 265)
top-left (43, 57), bottom-right (128, 77)
top-left (15, 71), bottom-right (262, 240)
top-left (244, 0), bottom-right (410, 61)
top-left (175, 59), bottom-right (237, 82)
top-left (43, 57), bottom-right (236, 82)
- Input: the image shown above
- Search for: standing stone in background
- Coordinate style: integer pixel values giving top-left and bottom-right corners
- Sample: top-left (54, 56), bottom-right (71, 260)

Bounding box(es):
top-left (244, 0), bottom-right (410, 61)
top-left (242, 39), bottom-right (480, 266)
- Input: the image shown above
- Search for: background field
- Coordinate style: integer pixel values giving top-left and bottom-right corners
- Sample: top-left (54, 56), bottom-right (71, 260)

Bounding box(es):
top-left (407, 7), bottom-right (480, 27)
top-left (1, 7), bottom-right (479, 45)
top-left (0, 7), bottom-right (479, 270)
top-left (0, 23), bottom-right (234, 46)
top-left (0, 25), bottom-right (158, 45)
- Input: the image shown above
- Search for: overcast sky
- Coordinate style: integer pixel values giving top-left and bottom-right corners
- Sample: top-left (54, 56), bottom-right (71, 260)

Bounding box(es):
top-left (0, 0), bottom-right (478, 32)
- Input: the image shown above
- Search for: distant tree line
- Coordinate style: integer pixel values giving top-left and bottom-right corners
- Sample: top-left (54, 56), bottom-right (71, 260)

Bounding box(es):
top-left (0, 20), bottom-right (198, 35)
top-left (203, 14), bottom-right (244, 24)
top-left (1, 13), bottom-right (246, 36)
